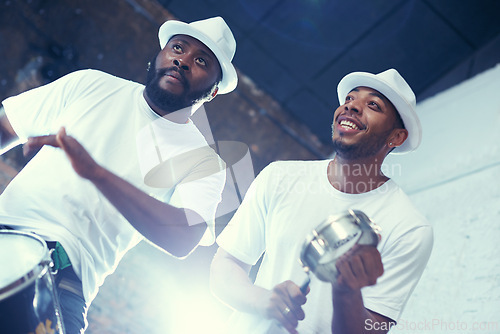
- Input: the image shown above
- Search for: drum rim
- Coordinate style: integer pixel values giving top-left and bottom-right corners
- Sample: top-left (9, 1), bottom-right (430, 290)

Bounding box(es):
top-left (0, 230), bottom-right (50, 301)
top-left (299, 209), bottom-right (377, 271)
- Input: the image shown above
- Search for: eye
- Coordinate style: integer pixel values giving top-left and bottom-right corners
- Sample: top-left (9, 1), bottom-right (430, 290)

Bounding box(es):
top-left (172, 44), bottom-right (183, 52)
top-left (195, 57), bottom-right (207, 66)
top-left (345, 95), bottom-right (353, 103)
top-left (369, 101), bottom-right (381, 110)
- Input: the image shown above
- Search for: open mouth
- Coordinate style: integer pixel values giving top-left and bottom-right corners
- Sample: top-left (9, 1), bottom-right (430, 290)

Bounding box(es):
top-left (339, 119), bottom-right (361, 130)
top-left (337, 116), bottom-right (365, 131)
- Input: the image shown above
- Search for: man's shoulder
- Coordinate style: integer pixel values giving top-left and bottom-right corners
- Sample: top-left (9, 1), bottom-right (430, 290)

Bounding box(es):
top-left (378, 181), bottom-right (432, 230)
top-left (64, 69), bottom-right (142, 88)
top-left (64, 69), bottom-right (110, 80)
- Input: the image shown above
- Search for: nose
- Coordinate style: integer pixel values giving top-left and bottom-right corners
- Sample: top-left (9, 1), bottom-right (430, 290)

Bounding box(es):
top-left (173, 59), bottom-right (189, 71)
top-left (344, 100), bottom-right (361, 114)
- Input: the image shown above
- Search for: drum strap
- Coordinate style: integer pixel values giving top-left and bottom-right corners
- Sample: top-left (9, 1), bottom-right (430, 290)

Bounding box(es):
top-left (46, 241), bottom-right (84, 299)
top-left (49, 241), bottom-right (72, 271)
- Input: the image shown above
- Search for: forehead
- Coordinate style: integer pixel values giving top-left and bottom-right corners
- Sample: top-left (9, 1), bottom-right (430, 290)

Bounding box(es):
top-left (351, 86), bottom-right (396, 109)
top-left (167, 34), bottom-right (217, 59)
top-left (350, 86), bottom-right (386, 101)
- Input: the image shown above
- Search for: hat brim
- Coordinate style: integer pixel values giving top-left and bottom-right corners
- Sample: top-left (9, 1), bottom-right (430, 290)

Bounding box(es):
top-left (159, 21), bottom-right (237, 95)
top-left (337, 72), bottom-right (421, 154)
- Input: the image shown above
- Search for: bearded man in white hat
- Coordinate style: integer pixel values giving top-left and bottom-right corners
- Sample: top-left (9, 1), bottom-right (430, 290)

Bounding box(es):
top-left (0, 16), bottom-right (237, 333)
top-left (211, 69), bottom-right (434, 334)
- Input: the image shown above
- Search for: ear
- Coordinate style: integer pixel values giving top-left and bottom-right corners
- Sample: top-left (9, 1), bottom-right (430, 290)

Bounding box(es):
top-left (387, 128), bottom-right (408, 148)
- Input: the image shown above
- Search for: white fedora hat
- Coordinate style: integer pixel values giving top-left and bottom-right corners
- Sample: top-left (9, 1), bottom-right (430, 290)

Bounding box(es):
top-left (158, 16), bottom-right (238, 95)
top-left (337, 69), bottom-right (422, 154)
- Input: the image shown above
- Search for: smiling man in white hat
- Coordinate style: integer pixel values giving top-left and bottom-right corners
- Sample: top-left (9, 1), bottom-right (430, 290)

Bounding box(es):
top-left (0, 16), bottom-right (237, 333)
top-left (211, 69), bottom-right (433, 334)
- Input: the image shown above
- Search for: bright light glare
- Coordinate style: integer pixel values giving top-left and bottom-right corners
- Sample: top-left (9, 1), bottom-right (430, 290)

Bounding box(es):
top-left (167, 286), bottom-right (231, 333)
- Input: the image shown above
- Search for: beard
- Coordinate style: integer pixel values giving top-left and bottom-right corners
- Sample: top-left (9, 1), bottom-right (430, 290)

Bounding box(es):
top-left (145, 65), bottom-right (214, 113)
top-left (331, 124), bottom-right (393, 160)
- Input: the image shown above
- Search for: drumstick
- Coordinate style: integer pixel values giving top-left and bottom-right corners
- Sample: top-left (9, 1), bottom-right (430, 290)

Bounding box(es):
top-left (300, 275), bottom-right (310, 294)
top-left (299, 266), bottom-right (311, 294)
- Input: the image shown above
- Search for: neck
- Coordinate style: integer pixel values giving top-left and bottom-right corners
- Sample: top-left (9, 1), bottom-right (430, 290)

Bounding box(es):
top-left (327, 154), bottom-right (389, 194)
top-left (143, 90), bottom-right (202, 123)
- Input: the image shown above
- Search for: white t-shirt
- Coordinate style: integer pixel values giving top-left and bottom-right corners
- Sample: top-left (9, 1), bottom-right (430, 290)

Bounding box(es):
top-left (1, 69), bottom-right (226, 303)
top-left (217, 160), bottom-right (433, 334)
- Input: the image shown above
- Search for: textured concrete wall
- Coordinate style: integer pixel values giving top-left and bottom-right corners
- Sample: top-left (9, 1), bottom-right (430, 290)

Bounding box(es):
top-left (385, 65), bottom-right (500, 334)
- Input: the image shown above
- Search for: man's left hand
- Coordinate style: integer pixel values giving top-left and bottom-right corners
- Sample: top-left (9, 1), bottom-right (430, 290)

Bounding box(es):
top-left (334, 245), bottom-right (384, 292)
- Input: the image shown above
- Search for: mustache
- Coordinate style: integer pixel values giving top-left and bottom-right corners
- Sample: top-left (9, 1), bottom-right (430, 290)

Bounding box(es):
top-left (156, 67), bottom-right (189, 89)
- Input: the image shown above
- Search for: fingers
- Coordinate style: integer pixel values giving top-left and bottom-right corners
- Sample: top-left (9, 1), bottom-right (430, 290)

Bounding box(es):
top-left (269, 281), bottom-right (307, 333)
top-left (272, 303), bottom-right (299, 334)
top-left (361, 246), bottom-right (384, 278)
top-left (23, 127), bottom-right (68, 157)
top-left (26, 127), bottom-right (100, 180)
top-left (335, 245), bottom-right (383, 291)
top-left (55, 127), bottom-right (88, 160)
top-left (55, 126), bottom-right (66, 144)
top-left (56, 127), bottom-right (80, 156)
top-left (25, 127), bottom-right (75, 158)
top-left (55, 127), bottom-right (74, 153)
top-left (23, 134), bottom-right (59, 157)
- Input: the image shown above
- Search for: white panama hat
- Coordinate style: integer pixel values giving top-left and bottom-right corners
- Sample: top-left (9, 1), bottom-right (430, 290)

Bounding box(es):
top-left (337, 69), bottom-right (422, 154)
top-left (158, 16), bottom-right (237, 95)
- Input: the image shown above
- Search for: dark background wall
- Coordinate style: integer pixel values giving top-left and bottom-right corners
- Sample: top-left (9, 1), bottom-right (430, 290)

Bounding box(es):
top-left (0, 0), bottom-right (330, 178)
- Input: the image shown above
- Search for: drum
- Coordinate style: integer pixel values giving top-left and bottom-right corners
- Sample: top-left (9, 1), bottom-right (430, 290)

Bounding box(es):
top-left (0, 230), bottom-right (65, 333)
top-left (300, 209), bottom-right (381, 283)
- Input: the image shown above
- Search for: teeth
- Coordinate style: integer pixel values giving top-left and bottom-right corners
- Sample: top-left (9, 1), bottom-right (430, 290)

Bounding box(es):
top-left (340, 120), bottom-right (360, 130)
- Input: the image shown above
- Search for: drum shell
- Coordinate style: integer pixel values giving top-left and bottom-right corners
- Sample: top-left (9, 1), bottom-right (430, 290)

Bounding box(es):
top-left (300, 210), bottom-right (379, 282)
top-left (0, 230), bottom-right (63, 333)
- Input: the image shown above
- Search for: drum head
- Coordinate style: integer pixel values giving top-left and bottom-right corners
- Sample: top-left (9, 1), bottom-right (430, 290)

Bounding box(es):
top-left (311, 212), bottom-right (362, 264)
top-left (300, 209), bottom-right (379, 282)
top-left (317, 230), bottom-right (361, 264)
top-left (0, 231), bottom-right (47, 290)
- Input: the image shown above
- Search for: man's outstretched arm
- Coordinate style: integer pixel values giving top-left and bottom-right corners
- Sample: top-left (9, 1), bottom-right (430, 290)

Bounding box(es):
top-left (25, 127), bottom-right (207, 257)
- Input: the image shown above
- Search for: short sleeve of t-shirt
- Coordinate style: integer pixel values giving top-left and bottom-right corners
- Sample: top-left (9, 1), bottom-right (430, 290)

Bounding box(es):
top-left (169, 167), bottom-right (226, 246)
top-left (2, 70), bottom-right (95, 141)
top-left (216, 162), bottom-right (278, 265)
top-left (362, 222), bottom-right (434, 322)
